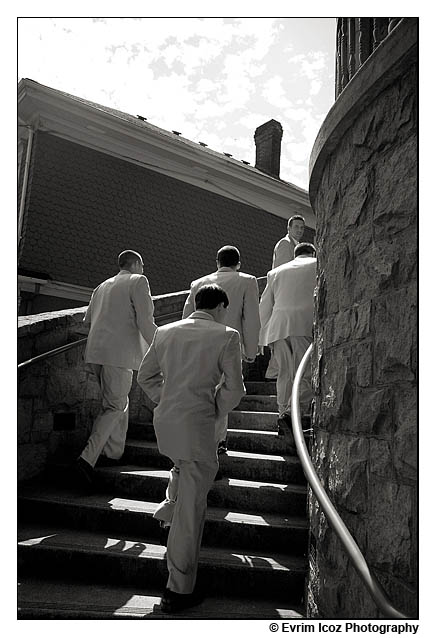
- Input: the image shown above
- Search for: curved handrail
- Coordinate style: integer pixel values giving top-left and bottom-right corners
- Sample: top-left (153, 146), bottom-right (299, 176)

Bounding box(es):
top-left (17, 309), bottom-right (183, 370)
top-left (291, 343), bottom-right (407, 619)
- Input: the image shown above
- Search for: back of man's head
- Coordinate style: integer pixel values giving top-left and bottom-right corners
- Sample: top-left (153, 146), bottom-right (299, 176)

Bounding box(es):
top-left (195, 284), bottom-right (229, 310)
top-left (294, 242), bottom-right (316, 258)
top-left (217, 245), bottom-right (240, 268)
top-left (118, 250), bottom-right (142, 270)
top-left (287, 214), bottom-right (305, 228)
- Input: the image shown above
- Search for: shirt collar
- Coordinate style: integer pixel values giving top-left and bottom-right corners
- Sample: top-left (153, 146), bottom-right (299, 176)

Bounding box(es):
top-left (217, 267), bottom-right (235, 272)
top-left (189, 310), bottom-right (215, 321)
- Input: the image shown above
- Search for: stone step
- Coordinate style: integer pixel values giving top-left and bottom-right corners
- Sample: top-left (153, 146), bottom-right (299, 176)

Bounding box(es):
top-left (18, 577), bottom-right (305, 619)
top-left (229, 410), bottom-right (278, 429)
top-left (244, 381), bottom-right (277, 395)
top-left (236, 395), bottom-right (277, 412)
top-left (129, 410), bottom-right (280, 437)
top-left (227, 428), bottom-right (298, 454)
top-left (93, 466), bottom-right (308, 516)
top-left (124, 440), bottom-right (306, 484)
top-left (127, 422), bottom-right (156, 441)
top-left (228, 429), bottom-right (312, 455)
top-left (128, 417), bottom-right (312, 443)
top-left (18, 524), bottom-right (307, 603)
top-left (127, 424), bottom-right (297, 454)
top-left (18, 485), bottom-right (309, 555)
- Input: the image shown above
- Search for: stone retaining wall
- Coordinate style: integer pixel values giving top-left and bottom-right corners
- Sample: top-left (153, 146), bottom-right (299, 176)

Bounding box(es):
top-left (307, 20), bottom-right (417, 618)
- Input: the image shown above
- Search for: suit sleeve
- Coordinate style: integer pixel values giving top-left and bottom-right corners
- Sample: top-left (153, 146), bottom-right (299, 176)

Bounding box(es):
top-left (241, 277), bottom-right (261, 359)
top-left (136, 334), bottom-right (163, 405)
top-left (182, 282), bottom-right (196, 319)
top-left (131, 275), bottom-right (158, 346)
top-left (83, 287), bottom-right (97, 326)
top-left (272, 239), bottom-right (291, 269)
top-left (215, 331), bottom-right (245, 419)
top-left (258, 273), bottom-right (275, 346)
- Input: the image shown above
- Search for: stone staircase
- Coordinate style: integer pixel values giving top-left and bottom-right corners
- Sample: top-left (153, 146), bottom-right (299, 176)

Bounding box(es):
top-left (18, 377), bottom-right (310, 619)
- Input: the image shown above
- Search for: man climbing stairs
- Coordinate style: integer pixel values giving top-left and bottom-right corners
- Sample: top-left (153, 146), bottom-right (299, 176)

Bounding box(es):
top-left (18, 374), bottom-right (310, 619)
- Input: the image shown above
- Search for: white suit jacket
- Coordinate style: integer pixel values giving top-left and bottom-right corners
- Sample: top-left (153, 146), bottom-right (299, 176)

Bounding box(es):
top-left (259, 256), bottom-right (316, 346)
top-left (182, 268), bottom-right (261, 359)
top-left (272, 234), bottom-right (299, 269)
top-left (84, 270), bottom-right (157, 370)
top-left (137, 311), bottom-right (245, 462)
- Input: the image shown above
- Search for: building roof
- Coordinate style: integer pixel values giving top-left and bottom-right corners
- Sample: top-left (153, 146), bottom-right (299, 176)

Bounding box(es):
top-left (18, 79), bottom-right (315, 301)
top-left (20, 79), bottom-right (308, 193)
top-left (18, 78), bottom-right (313, 225)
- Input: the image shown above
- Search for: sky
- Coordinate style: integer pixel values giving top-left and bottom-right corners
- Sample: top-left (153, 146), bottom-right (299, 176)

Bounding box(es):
top-left (11, 9), bottom-right (437, 635)
top-left (18, 17), bottom-right (337, 190)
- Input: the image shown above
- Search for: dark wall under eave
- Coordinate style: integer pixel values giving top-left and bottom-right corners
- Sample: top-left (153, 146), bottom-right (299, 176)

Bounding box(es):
top-left (18, 132), bottom-right (301, 296)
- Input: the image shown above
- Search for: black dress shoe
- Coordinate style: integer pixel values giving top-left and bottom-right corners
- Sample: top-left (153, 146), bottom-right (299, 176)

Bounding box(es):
top-left (71, 457), bottom-right (95, 492)
top-left (217, 440), bottom-right (227, 455)
top-left (161, 587), bottom-right (204, 614)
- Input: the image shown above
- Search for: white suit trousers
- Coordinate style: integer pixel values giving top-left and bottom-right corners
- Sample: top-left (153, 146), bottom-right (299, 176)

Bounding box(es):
top-left (154, 457), bottom-right (218, 594)
top-left (80, 364), bottom-right (133, 467)
top-left (273, 336), bottom-right (312, 415)
top-left (265, 348), bottom-right (279, 379)
top-left (214, 415), bottom-right (228, 445)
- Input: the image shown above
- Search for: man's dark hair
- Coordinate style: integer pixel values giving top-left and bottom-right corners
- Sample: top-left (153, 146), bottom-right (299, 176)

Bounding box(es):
top-left (216, 245), bottom-right (240, 268)
top-left (195, 284), bottom-right (229, 310)
top-left (287, 214), bottom-right (306, 227)
top-left (118, 250), bottom-right (142, 270)
top-left (294, 242), bottom-right (316, 258)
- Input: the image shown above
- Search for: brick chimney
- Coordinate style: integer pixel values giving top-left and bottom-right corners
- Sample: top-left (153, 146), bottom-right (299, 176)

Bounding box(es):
top-left (254, 119), bottom-right (283, 178)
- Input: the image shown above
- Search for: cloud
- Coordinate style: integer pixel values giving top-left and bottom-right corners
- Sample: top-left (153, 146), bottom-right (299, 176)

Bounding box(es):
top-left (18, 17), bottom-right (336, 191)
top-left (310, 79), bottom-right (323, 96)
top-left (262, 76), bottom-right (292, 109)
top-left (289, 50), bottom-right (328, 80)
top-left (284, 107), bottom-right (309, 122)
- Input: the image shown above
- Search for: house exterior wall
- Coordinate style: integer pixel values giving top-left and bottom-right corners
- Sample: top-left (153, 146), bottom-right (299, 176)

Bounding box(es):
top-left (307, 19), bottom-right (417, 618)
top-left (18, 132), bottom-right (314, 314)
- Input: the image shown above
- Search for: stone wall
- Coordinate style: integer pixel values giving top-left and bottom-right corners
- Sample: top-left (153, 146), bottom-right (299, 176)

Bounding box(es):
top-left (307, 20), bottom-right (417, 618)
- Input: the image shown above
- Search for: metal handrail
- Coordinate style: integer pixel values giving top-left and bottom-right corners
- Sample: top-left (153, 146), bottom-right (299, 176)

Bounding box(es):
top-left (291, 343), bottom-right (407, 619)
top-left (18, 337), bottom-right (88, 370)
top-left (17, 309), bottom-right (183, 370)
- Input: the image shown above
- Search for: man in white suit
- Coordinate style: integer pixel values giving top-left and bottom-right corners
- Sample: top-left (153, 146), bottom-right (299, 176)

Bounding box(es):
top-left (182, 246), bottom-right (260, 361)
top-left (271, 214), bottom-right (306, 269)
top-left (267, 214), bottom-right (306, 381)
top-left (182, 245), bottom-right (260, 452)
top-left (73, 250), bottom-right (157, 489)
top-left (259, 243), bottom-right (316, 431)
top-left (138, 284), bottom-right (245, 613)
